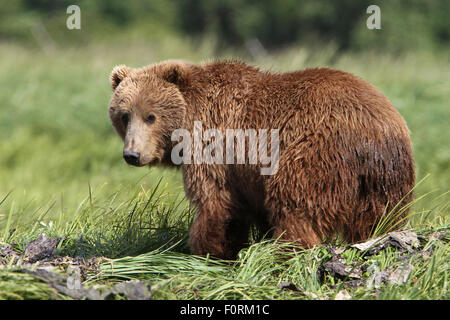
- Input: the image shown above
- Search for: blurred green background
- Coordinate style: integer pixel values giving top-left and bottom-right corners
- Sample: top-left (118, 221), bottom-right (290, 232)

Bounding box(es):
top-left (0, 0), bottom-right (448, 226)
top-left (2, 0), bottom-right (449, 52)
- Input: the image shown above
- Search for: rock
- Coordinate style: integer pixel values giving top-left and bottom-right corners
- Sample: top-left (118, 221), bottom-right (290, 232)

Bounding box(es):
top-left (335, 290), bottom-right (351, 300)
top-left (387, 263), bottom-right (413, 285)
top-left (23, 234), bottom-right (62, 263)
top-left (351, 230), bottom-right (420, 256)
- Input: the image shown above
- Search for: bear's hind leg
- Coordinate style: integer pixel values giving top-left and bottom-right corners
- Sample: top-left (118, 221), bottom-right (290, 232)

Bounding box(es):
top-left (268, 208), bottom-right (323, 248)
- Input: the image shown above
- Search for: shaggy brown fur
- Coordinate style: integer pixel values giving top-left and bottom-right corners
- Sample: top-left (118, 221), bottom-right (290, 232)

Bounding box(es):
top-left (108, 60), bottom-right (415, 259)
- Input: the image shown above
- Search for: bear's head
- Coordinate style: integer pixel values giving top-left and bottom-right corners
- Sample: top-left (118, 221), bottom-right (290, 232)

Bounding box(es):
top-left (108, 61), bottom-right (190, 167)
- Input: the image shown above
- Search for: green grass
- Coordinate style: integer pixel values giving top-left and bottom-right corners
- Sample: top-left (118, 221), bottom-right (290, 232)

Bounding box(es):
top-left (0, 39), bottom-right (448, 299)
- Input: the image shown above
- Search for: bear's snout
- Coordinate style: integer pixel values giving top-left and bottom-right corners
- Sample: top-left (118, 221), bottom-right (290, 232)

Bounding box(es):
top-left (123, 149), bottom-right (141, 166)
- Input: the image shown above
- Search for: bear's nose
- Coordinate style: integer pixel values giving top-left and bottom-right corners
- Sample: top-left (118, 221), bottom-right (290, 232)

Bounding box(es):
top-left (123, 150), bottom-right (140, 166)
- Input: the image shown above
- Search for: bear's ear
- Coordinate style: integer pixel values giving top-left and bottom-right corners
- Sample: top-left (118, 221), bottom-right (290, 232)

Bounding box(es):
top-left (110, 65), bottom-right (131, 90)
top-left (157, 61), bottom-right (190, 87)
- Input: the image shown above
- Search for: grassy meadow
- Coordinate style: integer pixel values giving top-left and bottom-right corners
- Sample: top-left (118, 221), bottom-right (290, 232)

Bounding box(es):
top-left (0, 39), bottom-right (448, 300)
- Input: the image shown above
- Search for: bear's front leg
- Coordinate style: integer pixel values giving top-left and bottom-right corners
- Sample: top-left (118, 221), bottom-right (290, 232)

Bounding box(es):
top-left (187, 179), bottom-right (249, 260)
top-left (189, 203), bottom-right (250, 260)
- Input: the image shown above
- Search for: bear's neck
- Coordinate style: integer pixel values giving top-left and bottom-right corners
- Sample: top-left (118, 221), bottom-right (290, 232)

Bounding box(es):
top-left (178, 65), bottom-right (211, 129)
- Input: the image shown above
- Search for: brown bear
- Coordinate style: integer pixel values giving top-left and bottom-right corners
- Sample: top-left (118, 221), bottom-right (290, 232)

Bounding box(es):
top-left (108, 60), bottom-right (415, 260)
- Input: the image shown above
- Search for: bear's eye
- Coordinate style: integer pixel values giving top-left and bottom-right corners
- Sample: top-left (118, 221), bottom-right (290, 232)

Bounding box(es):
top-left (121, 113), bottom-right (130, 127)
top-left (146, 114), bottom-right (156, 124)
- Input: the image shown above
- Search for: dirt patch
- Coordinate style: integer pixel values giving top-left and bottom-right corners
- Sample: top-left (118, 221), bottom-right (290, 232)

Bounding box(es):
top-left (1, 235), bottom-right (101, 282)
top-left (1, 234), bottom-right (152, 300)
top-left (316, 229), bottom-right (446, 290)
top-left (0, 243), bottom-right (19, 264)
top-left (19, 268), bottom-right (152, 300)
top-left (317, 246), bottom-right (364, 284)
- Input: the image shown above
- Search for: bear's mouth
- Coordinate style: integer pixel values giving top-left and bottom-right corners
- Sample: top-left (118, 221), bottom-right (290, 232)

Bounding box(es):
top-left (129, 162), bottom-right (146, 167)
top-left (146, 158), bottom-right (161, 167)
top-left (125, 158), bottom-right (159, 168)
